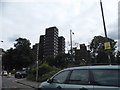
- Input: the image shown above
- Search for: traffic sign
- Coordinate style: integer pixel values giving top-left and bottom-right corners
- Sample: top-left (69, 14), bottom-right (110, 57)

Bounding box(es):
top-left (104, 42), bottom-right (111, 50)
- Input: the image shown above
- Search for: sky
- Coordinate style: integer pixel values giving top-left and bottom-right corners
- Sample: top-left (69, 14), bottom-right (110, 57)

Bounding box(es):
top-left (0, 0), bottom-right (119, 51)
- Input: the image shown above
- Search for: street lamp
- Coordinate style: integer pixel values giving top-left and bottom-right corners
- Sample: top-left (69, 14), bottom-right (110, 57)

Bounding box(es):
top-left (36, 43), bottom-right (39, 81)
top-left (0, 41), bottom-right (3, 70)
top-left (0, 41), bottom-right (3, 80)
top-left (70, 29), bottom-right (74, 63)
top-left (70, 30), bottom-right (73, 56)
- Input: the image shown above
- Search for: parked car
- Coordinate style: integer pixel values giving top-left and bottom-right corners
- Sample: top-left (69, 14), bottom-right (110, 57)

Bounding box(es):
top-left (14, 71), bottom-right (27, 78)
top-left (2, 71), bottom-right (8, 76)
top-left (38, 65), bottom-right (120, 90)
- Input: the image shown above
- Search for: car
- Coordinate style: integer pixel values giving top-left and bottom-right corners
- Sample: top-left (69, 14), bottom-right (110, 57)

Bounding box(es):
top-left (14, 71), bottom-right (27, 78)
top-left (2, 71), bottom-right (8, 76)
top-left (38, 65), bottom-right (120, 90)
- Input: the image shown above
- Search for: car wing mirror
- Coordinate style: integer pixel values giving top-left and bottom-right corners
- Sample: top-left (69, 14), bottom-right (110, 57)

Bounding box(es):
top-left (47, 78), bottom-right (53, 83)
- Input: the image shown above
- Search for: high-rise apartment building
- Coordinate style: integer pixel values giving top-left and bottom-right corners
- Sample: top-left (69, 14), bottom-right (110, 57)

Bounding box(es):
top-left (44, 26), bottom-right (58, 57)
top-left (32, 43), bottom-right (39, 60)
top-left (39, 35), bottom-right (45, 61)
top-left (33, 26), bottom-right (65, 60)
top-left (58, 36), bottom-right (65, 53)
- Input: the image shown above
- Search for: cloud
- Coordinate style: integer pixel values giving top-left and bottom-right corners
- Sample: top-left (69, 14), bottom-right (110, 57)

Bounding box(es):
top-left (1, 0), bottom-right (118, 50)
top-left (8, 34), bottom-right (20, 42)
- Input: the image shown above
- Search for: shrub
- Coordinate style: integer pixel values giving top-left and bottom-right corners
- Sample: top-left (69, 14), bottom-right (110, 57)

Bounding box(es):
top-left (27, 63), bottom-right (60, 82)
top-left (27, 74), bottom-right (36, 81)
top-left (38, 70), bottom-right (60, 82)
top-left (38, 63), bottom-right (53, 76)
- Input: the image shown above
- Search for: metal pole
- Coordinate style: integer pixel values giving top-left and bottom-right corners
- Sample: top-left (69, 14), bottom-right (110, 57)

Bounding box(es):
top-left (36, 43), bottom-right (39, 81)
top-left (0, 41), bottom-right (3, 71)
top-left (70, 30), bottom-right (73, 56)
top-left (70, 29), bottom-right (73, 65)
top-left (100, 0), bottom-right (111, 64)
top-left (100, 0), bottom-right (107, 38)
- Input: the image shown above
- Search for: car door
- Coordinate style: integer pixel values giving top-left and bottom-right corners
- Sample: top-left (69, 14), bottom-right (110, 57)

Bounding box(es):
top-left (91, 69), bottom-right (120, 90)
top-left (63, 69), bottom-right (94, 90)
top-left (45, 70), bottom-right (71, 90)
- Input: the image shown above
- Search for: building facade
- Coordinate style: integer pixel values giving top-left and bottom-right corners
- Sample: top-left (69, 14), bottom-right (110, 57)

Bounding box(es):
top-left (32, 43), bottom-right (39, 60)
top-left (58, 36), bottom-right (65, 54)
top-left (39, 35), bottom-right (45, 61)
top-left (32, 26), bottom-right (65, 61)
top-left (44, 26), bottom-right (59, 57)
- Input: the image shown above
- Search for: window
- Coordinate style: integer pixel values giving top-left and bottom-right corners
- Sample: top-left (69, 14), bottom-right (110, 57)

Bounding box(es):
top-left (92, 69), bottom-right (120, 87)
top-left (53, 70), bottom-right (70, 84)
top-left (68, 70), bottom-right (89, 85)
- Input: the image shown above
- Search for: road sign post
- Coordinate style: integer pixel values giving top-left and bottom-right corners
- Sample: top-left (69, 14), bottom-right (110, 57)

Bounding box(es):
top-left (104, 42), bottom-right (112, 64)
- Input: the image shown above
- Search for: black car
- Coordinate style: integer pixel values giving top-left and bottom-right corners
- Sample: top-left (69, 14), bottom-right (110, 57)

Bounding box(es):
top-left (15, 71), bottom-right (27, 78)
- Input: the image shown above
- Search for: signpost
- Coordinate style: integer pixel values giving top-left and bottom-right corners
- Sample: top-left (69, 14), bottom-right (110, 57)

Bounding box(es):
top-left (104, 42), bottom-right (111, 50)
top-left (100, 0), bottom-right (111, 64)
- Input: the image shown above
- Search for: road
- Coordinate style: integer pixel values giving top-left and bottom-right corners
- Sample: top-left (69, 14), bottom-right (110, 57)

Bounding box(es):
top-left (2, 76), bottom-right (36, 90)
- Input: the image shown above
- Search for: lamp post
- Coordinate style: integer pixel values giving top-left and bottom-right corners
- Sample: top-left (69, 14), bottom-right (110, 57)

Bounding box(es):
top-left (70, 30), bottom-right (74, 64)
top-left (0, 41), bottom-right (3, 78)
top-left (36, 43), bottom-right (39, 81)
top-left (70, 30), bottom-right (73, 56)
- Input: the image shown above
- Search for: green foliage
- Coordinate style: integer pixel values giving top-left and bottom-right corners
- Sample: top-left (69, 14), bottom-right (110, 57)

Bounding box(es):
top-left (14, 38), bottom-right (31, 49)
top-left (38, 69), bottom-right (59, 82)
top-left (54, 53), bottom-right (68, 68)
top-left (2, 38), bottom-right (34, 70)
top-left (90, 36), bottom-right (116, 52)
top-left (90, 36), bottom-right (117, 64)
top-left (27, 63), bottom-right (60, 82)
top-left (96, 51), bottom-right (108, 63)
top-left (27, 74), bottom-right (36, 81)
top-left (45, 56), bottom-right (55, 66)
top-left (2, 48), bottom-right (15, 70)
top-left (38, 63), bottom-right (54, 76)
top-left (116, 51), bottom-right (120, 64)
top-left (45, 53), bottom-right (68, 69)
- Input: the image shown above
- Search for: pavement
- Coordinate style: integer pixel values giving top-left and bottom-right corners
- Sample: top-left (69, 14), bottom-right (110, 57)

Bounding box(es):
top-left (2, 76), bottom-right (33, 89)
top-left (15, 78), bottom-right (40, 88)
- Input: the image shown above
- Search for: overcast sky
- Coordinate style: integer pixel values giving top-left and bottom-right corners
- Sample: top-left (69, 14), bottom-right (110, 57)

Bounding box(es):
top-left (0, 0), bottom-right (119, 51)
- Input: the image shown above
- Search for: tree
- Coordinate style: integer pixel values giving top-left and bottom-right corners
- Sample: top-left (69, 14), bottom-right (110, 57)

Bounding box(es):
top-left (90, 36), bottom-right (117, 63)
top-left (45, 56), bottom-right (55, 66)
top-left (2, 48), bottom-right (15, 70)
top-left (2, 38), bottom-right (34, 70)
top-left (116, 51), bottom-right (120, 64)
top-left (54, 53), bottom-right (68, 68)
top-left (44, 53), bottom-right (68, 69)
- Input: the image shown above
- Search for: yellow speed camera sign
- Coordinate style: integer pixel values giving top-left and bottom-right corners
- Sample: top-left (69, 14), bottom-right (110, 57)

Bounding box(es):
top-left (104, 42), bottom-right (111, 50)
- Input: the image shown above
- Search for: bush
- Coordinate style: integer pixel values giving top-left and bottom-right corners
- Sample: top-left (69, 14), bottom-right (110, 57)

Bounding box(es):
top-left (38, 63), bottom-right (53, 76)
top-left (27, 63), bottom-right (60, 82)
top-left (38, 70), bottom-right (60, 82)
top-left (27, 74), bottom-right (36, 81)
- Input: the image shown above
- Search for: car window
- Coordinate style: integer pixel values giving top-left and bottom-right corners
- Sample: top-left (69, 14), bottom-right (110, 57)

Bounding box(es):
top-left (53, 70), bottom-right (70, 84)
top-left (68, 70), bottom-right (89, 85)
top-left (92, 69), bottom-right (120, 87)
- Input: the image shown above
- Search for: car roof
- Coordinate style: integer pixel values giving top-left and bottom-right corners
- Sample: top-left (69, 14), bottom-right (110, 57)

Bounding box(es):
top-left (63, 65), bottom-right (120, 71)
